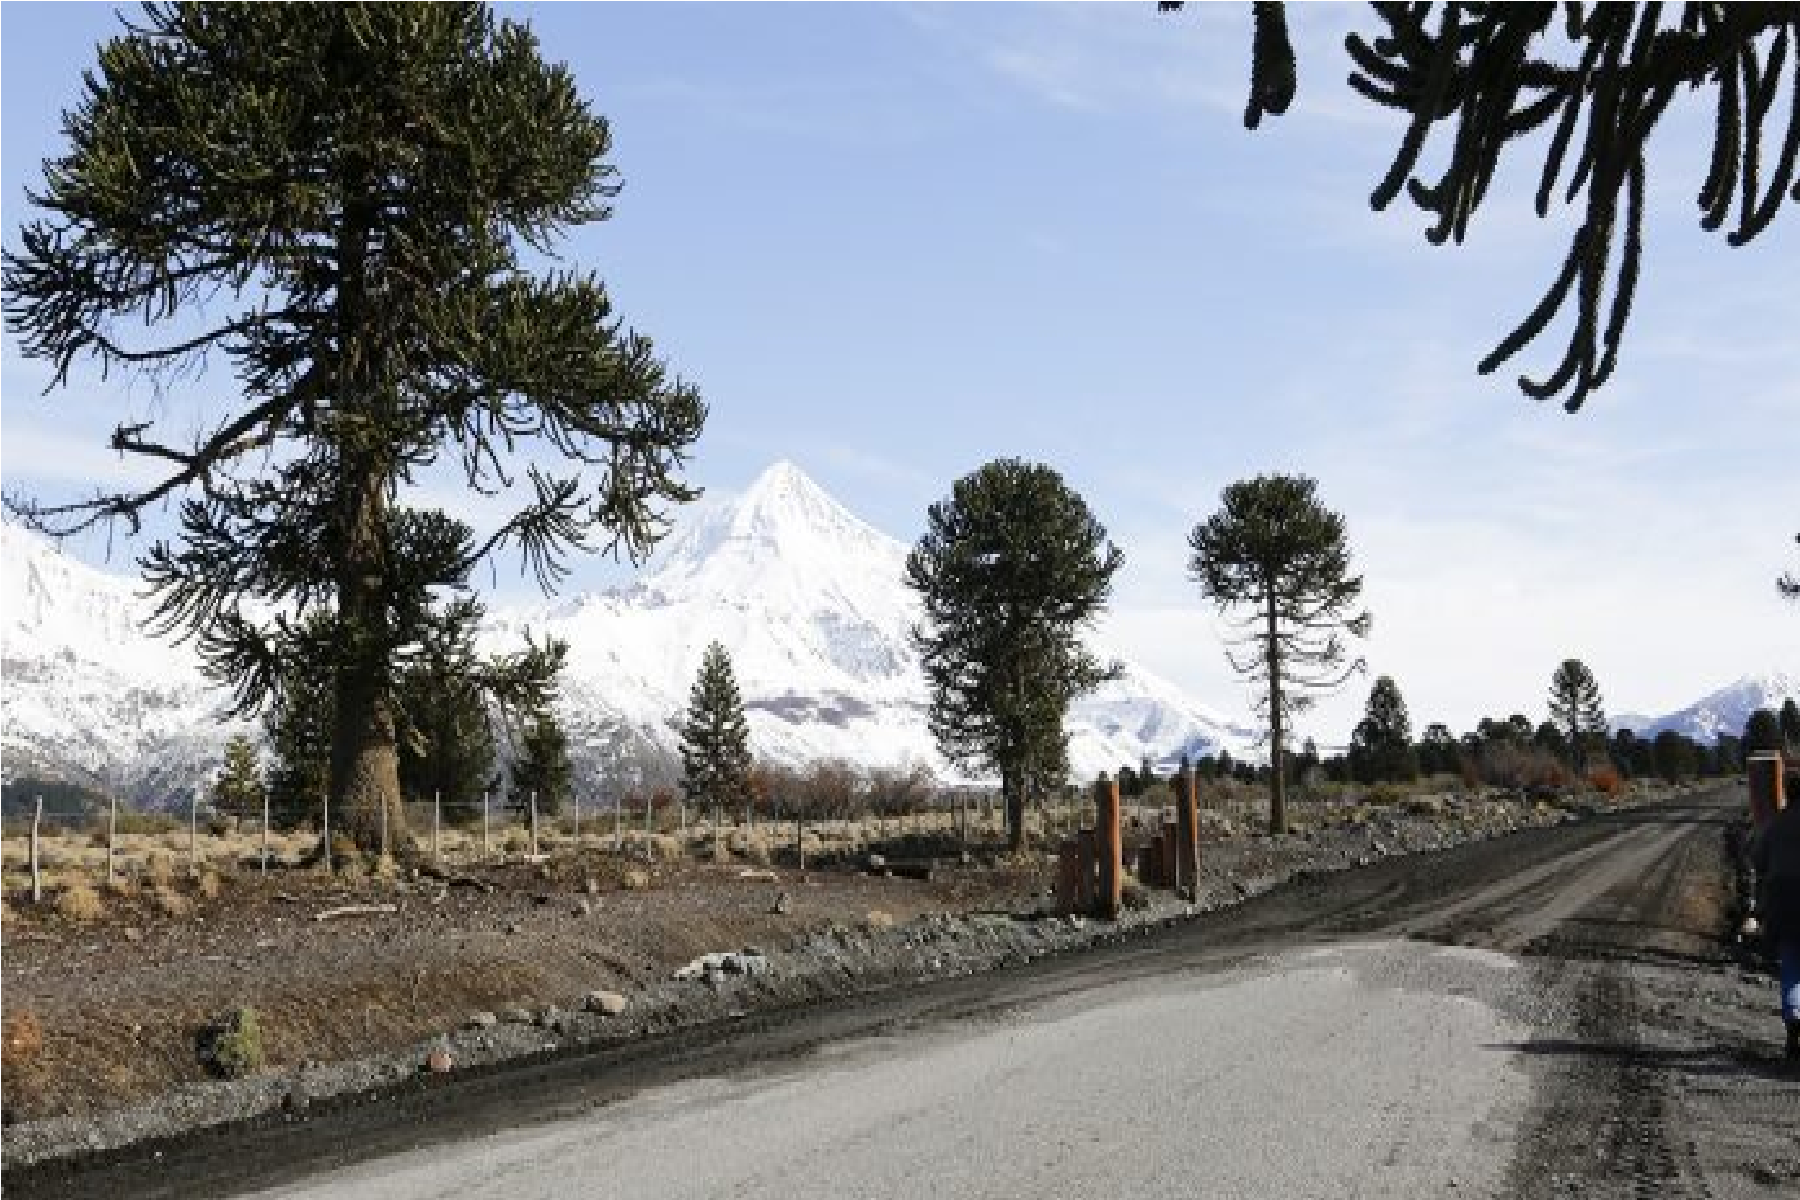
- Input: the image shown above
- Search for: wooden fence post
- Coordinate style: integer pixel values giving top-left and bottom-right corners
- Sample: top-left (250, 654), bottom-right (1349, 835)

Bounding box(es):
top-left (1177, 757), bottom-right (1200, 901)
top-left (1749, 752), bottom-right (1786, 828)
top-left (1095, 773), bottom-right (1121, 920)
top-left (30, 796), bottom-right (43, 905)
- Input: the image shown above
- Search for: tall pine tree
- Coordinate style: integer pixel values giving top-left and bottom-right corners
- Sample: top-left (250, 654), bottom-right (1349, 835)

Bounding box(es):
top-left (1189, 474), bottom-right (1370, 834)
top-left (211, 734), bottom-right (266, 824)
top-left (1548, 659), bottom-right (1607, 770)
top-left (510, 710), bottom-right (573, 820)
top-left (1349, 675), bottom-right (1419, 784)
top-left (678, 643), bottom-right (754, 826)
top-left (906, 460), bottom-right (1123, 850)
top-left (4, 5), bottom-right (704, 849)
top-left (396, 598), bottom-right (502, 814)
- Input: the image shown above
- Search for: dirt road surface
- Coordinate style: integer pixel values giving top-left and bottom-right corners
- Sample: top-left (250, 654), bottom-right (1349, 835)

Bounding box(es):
top-left (11, 785), bottom-right (1796, 1199)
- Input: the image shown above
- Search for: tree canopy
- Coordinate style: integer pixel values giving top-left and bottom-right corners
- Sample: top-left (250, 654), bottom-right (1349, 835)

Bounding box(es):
top-left (678, 642), bottom-right (756, 820)
top-left (1189, 473), bottom-right (1369, 833)
top-left (906, 459), bottom-right (1123, 849)
top-left (1547, 658), bottom-right (1607, 766)
top-left (1349, 674), bottom-right (1419, 784)
top-left (4, 4), bottom-right (703, 848)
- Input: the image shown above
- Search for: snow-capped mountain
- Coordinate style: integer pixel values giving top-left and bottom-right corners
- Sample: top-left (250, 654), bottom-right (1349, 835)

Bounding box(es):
top-left (1, 521), bottom-right (256, 803)
top-left (1614, 670), bottom-right (1797, 742)
top-left (3, 461), bottom-right (1258, 805)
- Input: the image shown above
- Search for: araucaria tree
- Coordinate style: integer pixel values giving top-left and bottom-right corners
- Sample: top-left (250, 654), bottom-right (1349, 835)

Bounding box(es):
top-left (510, 709), bottom-right (573, 820)
top-left (906, 460), bottom-right (1123, 850)
top-left (4, 5), bottom-right (704, 850)
top-left (1547, 659), bottom-right (1607, 769)
top-left (1349, 675), bottom-right (1418, 785)
top-left (678, 642), bottom-right (754, 827)
top-left (1189, 474), bottom-right (1369, 834)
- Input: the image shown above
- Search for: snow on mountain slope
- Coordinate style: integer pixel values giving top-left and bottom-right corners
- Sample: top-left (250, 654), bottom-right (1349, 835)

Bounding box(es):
top-left (1, 522), bottom-right (253, 803)
top-left (2, 462), bottom-right (1254, 803)
top-left (1616, 671), bottom-right (1797, 741)
top-left (484, 460), bottom-right (1260, 784)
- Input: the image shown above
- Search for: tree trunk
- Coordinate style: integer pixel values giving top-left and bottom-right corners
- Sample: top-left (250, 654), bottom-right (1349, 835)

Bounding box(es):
top-left (1265, 592), bottom-right (1287, 836)
top-left (329, 455), bottom-right (404, 851)
top-left (1002, 765), bottom-right (1026, 851)
top-left (327, 169), bottom-right (404, 854)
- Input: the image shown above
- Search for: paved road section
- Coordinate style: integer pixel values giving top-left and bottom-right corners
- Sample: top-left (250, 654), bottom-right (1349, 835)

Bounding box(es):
top-left (15, 786), bottom-right (1796, 1198)
top-left (247, 941), bottom-right (1534, 1200)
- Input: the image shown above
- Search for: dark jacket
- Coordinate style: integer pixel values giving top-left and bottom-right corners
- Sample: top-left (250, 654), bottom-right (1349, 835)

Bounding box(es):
top-left (1752, 802), bottom-right (1800, 941)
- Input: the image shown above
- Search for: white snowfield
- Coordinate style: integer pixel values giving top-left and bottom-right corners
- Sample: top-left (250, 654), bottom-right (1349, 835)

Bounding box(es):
top-left (3, 461), bottom-right (1787, 804)
top-left (1, 462), bottom-right (1258, 804)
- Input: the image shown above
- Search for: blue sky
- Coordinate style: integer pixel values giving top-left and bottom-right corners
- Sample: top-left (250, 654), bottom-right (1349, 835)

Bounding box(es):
top-left (3, 3), bottom-right (1796, 740)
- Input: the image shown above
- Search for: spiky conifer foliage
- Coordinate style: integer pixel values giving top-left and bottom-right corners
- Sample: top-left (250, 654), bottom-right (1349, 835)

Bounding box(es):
top-left (1547, 658), bottom-right (1607, 768)
top-left (678, 642), bottom-right (755, 821)
top-left (906, 460), bottom-right (1124, 850)
top-left (1349, 675), bottom-right (1419, 784)
top-left (211, 734), bottom-right (265, 823)
top-left (1161, 2), bottom-right (1800, 413)
top-left (1189, 474), bottom-right (1369, 834)
top-left (509, 710), bottom-right (572, 820)
top-left (3, 4), bottom-right (704, 848)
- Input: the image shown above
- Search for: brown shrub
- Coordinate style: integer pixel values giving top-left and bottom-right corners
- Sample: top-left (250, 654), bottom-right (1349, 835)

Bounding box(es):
top-left (1586, 763), bottom-right (1624, 798)
top-left (194, 869), bottom-right (222, 900)
top-left (56, 881), bottom-right (104, 922)
top-left (144, 852), bottom-right (177, 888)
top-left (2, 1010), bottom-right (44, 1072)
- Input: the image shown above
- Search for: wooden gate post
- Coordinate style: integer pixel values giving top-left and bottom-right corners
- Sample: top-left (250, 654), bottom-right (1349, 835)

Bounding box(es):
top-left (1094, 774), bottom-right (1121, 920)
top-left (1749, 752), bottom-right (1786, 829)
top-left (1176, 757), bottom-right (1200, 901)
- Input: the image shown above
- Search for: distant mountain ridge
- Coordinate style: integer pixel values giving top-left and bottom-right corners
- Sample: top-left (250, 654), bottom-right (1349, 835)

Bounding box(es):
top-left (2, 462), bottom-right (1260, 805)
top-left (1613, 670), bottom-right (1797, 742)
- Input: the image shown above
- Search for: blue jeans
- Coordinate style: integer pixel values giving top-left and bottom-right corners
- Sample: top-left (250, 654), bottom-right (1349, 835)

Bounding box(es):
top-left (1782, 938), bottom-right (1800, 1024)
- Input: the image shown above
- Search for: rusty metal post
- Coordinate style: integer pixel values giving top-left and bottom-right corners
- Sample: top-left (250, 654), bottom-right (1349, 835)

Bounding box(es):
top-left (1176, 758), bottom-right (1200, 901)
top-left (1094, 774), bottom-right (1121, 920)
top-left (1749, 753), bottom-right (1786, 829)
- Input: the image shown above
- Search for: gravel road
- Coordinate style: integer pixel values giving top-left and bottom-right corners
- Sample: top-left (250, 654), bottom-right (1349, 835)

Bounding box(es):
top-left (15, 784), bottom-right (1796, 1199)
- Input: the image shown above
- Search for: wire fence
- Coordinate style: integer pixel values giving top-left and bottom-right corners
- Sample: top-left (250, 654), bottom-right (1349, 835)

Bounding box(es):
top-left (1, 777), bottom-right (1293, 902)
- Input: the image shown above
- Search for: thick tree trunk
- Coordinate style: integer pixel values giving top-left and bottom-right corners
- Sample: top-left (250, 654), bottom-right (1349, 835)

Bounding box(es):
top-left (329, 460), bottom-right (406, 853)
top-left (1265, 594), bottom-right (1287, 836)
top-left (1002, 764), bottom-right (1026, 851)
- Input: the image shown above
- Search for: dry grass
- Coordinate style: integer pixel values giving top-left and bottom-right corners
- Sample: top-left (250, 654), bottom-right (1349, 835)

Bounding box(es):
top-left (152, 886), bottom-right (193, 918)
top-left (2, 1009), bottom-right (44, 1073)
top-left (620, 868), bottom-right (651, 891)
top-left (194, 869), bottom-right (223, 900)
top-left (55, 880), bottom-right (104, 922)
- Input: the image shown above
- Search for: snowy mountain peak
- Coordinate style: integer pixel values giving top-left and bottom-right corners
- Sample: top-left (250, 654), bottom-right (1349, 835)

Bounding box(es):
top-left (645, 459), bottom-right (904, 596)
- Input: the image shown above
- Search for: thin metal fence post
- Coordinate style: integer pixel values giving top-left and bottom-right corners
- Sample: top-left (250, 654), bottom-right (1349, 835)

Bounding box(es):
top-left (189, 788), bottom-right (199, 875)
top-left (108, 794), bottom-right (119, 885)
top-left (30, 796), bottom-right (43, 904)
top-left (530, 790), bottom-right (540, 859)
top-left (260, 787), bottom-right (270, 875)
top-left (433, 789), bottom-right (442, 863)
top-left (482, 789), bottom-right (491, 859)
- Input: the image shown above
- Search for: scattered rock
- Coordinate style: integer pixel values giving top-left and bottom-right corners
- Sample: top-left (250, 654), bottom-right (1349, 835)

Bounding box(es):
top-left (501, 1007), bottom-right (534, 1025)
top-left (122, 927), bottom-right (143, 943)
top-left (425, 1047), bottom-right (453, 1074)
top-left (737, 868), bottom-right (778, 881)
top-left (465, 1011), bottom-right (498, 1030)
top-left (622, 869), bottom-right (651, 891)
top-left (573, 898), bottom-right (593, 917)
top-left (770, 891), bottom-right (791, 915)
top-left (504, 921), bottom-right (522, 936)
top-left (583, 877), bottom-right (601, 896)
top-left (674, 950), bottom-right (772, 981)
top-left (534, 1006), bottom-right (561, 1029)
top-left (866, 853), bottom-right (886, 870)
top-left (531, 893), bottom-right (554, 907)
top-left (864, 909), bottom-right (895, 931)
top-left (583, 990), bottom-right (628, 1016)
